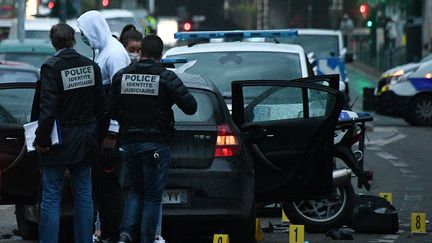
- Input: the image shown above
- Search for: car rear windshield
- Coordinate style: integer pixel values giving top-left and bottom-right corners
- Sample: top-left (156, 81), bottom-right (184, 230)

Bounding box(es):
top-left (172, 89), bottom-right (223, 125)
top-left (168, 51), bottom-right (302, 97)
top-left (0, 69), bottom-right (38, 83)
top-left (281, 35), bottom-right (339, 58)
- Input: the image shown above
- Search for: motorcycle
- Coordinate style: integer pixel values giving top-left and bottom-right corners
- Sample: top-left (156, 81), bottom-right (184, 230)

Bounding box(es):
top-left (282, 110), bottom-right (373, 233)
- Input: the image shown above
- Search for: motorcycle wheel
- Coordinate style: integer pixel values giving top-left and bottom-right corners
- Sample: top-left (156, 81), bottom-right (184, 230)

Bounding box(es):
top-left (282, 183), bottom-right (354, 233)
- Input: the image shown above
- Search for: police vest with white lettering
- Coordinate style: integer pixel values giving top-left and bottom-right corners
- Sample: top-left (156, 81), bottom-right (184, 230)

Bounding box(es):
top-left (115, 61), bottom-right (175, 140)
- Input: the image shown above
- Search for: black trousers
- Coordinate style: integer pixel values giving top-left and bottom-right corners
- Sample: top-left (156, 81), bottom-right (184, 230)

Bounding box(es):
top-left (92, 159), bottom-right (124, 241)
top-left (93, 106), bottom-right (124, 241)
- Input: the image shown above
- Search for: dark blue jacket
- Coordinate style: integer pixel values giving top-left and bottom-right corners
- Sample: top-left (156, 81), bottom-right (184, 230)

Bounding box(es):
top-left (34, 49), bottom-right (106, 165)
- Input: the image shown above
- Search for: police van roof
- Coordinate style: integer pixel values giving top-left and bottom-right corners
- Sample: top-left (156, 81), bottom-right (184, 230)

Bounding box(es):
top-left (165, 42), bottom-right (305, 56)
top-left (295, 28), bottom-right (342, 36)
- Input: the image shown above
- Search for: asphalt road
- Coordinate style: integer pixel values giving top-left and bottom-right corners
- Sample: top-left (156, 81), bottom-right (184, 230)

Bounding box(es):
top-left (1, 63), bottom-right (432, 242)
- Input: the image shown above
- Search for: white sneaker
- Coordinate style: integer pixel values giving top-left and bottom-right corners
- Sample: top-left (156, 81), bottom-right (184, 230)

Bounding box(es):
top-left (154, 235), bottom-right (166, 243)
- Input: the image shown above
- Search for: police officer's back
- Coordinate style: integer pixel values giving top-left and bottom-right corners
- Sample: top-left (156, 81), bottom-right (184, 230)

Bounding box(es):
top-left (34, 24), bottom-right (106, 163)
top-left (107, 37), bottom-right (197, 143)
top-left (106, 35), bottom-right (196, 243)
top-left (33, 23), bottom-right (105, 243)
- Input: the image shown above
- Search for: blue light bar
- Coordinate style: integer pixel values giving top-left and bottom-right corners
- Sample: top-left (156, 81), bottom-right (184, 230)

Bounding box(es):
top-left (174, 30), bottom-right (298, 40)
top-left (160, 58), bottom-right (188, 64)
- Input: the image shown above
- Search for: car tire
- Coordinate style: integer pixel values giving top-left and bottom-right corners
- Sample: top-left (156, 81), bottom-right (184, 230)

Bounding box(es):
top-left (15, 204), bottom-right (38, 240)
top-left (405, 95), bottom-right (432, 126)
top-left (282, 183), bottom-right (355, 233)
top-left (229, 205), bottom-right (256, 243)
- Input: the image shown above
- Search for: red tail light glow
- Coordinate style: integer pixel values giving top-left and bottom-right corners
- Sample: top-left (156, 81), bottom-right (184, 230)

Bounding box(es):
top-left (48, 1), bottom-right (55, 9)
top-left (214, 123), bottom-right (240, 157)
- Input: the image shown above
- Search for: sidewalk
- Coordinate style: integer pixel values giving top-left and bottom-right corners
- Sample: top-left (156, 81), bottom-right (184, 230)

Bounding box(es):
top-left (347, 61), bottom-right (382, 81)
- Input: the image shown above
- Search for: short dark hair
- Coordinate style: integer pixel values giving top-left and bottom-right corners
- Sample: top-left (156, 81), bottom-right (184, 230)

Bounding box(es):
top-left (120, 24), bottom-right (143, 47)
top-left (49, 23), bottom-right (75, 50)
top-left (141, 35), bottom-right (163, 59)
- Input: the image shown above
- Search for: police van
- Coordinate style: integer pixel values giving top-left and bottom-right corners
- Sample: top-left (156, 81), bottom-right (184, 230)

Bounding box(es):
top-left (164, 30), bottom-right (347, 108)
top-left (375, 58), bottom-right (432, 126)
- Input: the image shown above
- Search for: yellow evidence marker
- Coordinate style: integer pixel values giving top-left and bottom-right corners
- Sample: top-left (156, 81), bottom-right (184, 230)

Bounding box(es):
top-left (289, 224), bottom-right (304, 243)
top-left (282, 208), bottom-right (289, 223)
top-left (255, 218), bottom-right (264, 241)
top-left (411, 213), bottom-right (426, 233)
top-left (213, 234), bottom-right (229, 243)
top-left (379, 192), bottom-right (393, 204)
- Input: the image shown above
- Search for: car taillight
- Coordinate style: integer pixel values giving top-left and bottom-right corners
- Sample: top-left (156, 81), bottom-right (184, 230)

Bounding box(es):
top-left (214, 123), bottom-right (240, 157)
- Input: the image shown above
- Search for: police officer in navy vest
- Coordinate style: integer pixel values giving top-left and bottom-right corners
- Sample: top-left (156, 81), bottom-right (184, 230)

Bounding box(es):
top-left (33, 23), bottom-right (106, 243)
top-left (103, 35), bottom-right (197, 243)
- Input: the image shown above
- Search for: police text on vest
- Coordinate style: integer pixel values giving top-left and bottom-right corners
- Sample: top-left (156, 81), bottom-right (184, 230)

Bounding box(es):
top-left (61, 65), bottom-right (95, 91)
top-left (121, 74), bottom-right (160, 96)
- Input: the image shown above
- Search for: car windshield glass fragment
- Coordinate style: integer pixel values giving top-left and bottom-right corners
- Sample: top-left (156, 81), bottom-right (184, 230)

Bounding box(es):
top-left (169, 51), bottom-right (302, 97)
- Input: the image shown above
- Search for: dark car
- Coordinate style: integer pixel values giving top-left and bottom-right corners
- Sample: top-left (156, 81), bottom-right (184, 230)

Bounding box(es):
top-left (0, 72), bottom-right (343, 242)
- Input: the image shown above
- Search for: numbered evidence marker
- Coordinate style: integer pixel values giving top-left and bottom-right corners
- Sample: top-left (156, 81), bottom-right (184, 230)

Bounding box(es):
top-left (411, 213), bottom-right (426, 233)
top-left (379, 192), bottom-right (393, 204)
top-left (289, 225), bottom-right (304, 243)
top-left (213, 234), bottom-right (229, 243)
top-left (282, 208), bottom-right (289, 223)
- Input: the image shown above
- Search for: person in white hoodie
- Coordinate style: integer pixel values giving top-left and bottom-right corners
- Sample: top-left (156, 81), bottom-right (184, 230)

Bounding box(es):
top-left (77, 10), bottom-right (130, 243)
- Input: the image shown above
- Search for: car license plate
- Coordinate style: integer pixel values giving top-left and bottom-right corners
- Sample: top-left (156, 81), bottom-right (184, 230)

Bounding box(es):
top-left (162, 189), bottom-right (188, 204)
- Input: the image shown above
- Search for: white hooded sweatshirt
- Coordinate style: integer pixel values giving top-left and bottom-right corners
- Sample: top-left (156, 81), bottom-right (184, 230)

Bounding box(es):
top-left (77, 10), bottom-right (130, 86)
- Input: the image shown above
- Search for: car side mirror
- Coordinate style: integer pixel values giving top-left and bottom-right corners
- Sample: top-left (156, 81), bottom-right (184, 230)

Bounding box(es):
top-left (345, 52), bottom-right (354, 63)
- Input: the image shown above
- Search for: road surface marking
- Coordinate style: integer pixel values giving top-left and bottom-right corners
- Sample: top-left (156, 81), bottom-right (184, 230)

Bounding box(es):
top-left (404, 194), bottom-right (423, 201)
top-left (368, 134), bottom-right (406, 146)
top-left (399, 168), bottom-right (414, 174)
top-left (388, 160), bottom-right (409, 167)
top-left (375, 152), bottom-right (398, 160)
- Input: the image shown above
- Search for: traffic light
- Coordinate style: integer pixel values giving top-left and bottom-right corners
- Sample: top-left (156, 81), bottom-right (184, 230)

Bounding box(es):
top-left (366, 19), bottom-right (373, 28)
top-left (359, 3), bottom-right (369, 18)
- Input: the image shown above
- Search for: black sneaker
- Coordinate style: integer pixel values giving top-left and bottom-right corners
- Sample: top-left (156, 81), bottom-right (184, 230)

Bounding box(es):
top-left (117, 233), bottom-right (132, 243)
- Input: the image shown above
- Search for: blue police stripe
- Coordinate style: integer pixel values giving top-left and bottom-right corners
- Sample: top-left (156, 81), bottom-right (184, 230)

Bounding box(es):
top-left (409, 78), bottom-right (432, 91)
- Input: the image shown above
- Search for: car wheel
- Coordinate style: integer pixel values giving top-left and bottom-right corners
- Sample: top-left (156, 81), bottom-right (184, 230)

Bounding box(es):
top-left (229, 205), bottom-right (256, 243)
top-left (405, 95), bottom-right (432, 126)
top-left (282, 183), bottom-right (355, 233)
top-left (15, 204), bottom-right (38, 240)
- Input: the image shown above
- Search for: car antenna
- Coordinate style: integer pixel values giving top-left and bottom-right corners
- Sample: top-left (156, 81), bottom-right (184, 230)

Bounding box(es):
top-left (349, 95), bottom-right (359, 111)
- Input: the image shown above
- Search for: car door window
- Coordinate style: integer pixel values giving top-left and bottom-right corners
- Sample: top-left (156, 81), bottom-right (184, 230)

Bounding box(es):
top-left (244, 86), bottom-right (303, 122)
top-left (243, 85), bottom-right (336, 122)
top-left (308, 89), bottom-right (335, 117)
top-left (0, 88), bottom-right (34, 125)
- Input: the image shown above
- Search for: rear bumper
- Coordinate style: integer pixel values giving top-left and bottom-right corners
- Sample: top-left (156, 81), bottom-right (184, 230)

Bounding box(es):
top-left (375, 91), bottom-right (410, 117)
top-left (163, 169), bottom-right (254, 220)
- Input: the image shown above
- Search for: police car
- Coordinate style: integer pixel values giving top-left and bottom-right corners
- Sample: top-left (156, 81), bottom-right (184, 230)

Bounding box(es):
top-left (164, 30), bottom-right (348, 108)
top-left (375, 58), bottom-right (432, 126)
top-left (164, 30), bottom-right (310, 106)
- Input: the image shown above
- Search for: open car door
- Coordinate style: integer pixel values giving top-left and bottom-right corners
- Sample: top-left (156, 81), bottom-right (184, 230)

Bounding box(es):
top-left (231, 76), bottom-right (344, 202)
top-left (0, 83), bottom-right (39, 204)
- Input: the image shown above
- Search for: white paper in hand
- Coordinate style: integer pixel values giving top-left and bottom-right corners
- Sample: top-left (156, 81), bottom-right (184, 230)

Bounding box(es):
top-left (23, 120), bottom-right (61, 152)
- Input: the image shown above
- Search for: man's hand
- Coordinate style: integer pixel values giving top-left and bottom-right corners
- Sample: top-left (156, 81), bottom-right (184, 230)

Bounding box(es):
top-left (34, 144), bottom-right (50, 153)
top-left (101, 135), bottom-right (118, 172)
